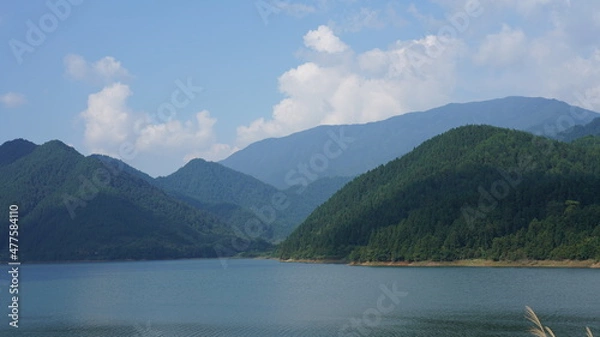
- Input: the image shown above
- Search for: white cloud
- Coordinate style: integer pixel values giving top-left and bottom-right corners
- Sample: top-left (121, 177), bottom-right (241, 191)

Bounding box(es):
top-left (93, 57), bottom-right (131, 81)
top-left (0, 92), bottom-right (26, 108)
top-left (80, 83), bottom-right (133, 154)
top-left (64, 54), bottom-right (131, 84)
top-left (64, 54), bottom-right (87, 80)
top-left (236, 32), bottom-right (464, 147)
top-left (474, 25), bottom-right (527, 66)
top-left (303, 25), bottom-right (349, 53)
top-left (237, 2), bottom-right (600, 148)
top-left (76, 2), bottom-right (600, 174)
top-left (357, 48), bottom-right (388, 73)
top-left (79, 84), bottom-right (233, 176)
top-left (135, 110), bottom-right (217, 152)
top-left (458, 1), bottom-right (600, 108)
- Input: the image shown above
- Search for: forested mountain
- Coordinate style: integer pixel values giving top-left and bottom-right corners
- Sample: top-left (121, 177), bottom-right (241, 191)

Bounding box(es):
top-left (0, 138), bottom-right (37, 166)
top-left (221, 97), bottom-right (598, 189)
top-left (0, 140), bottom-right (268, 262)
top-left (156, 158), bottom-right (282, 209)
top-left (92, 154), bottom-right (155, 184)
top-left (155, 159), bottom-right (351, 240)
top-left (278, 125), bottom-right (600, 262)
top-left (5, 98), bottom-right (597, 263)
top-left (557, 117), bottom-right (600, 142)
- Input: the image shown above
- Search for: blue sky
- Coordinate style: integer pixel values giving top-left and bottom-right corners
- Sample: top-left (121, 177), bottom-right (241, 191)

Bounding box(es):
top-left (1, 0), bottom-right (600, 176)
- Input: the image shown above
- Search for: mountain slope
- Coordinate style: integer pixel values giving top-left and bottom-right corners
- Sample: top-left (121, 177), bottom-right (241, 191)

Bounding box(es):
top-left (0, 140), bottom-right (262, 262)
top-left (156, 158), bottom-right (281, 208)
top-left (154, 159), bottom-right (350, 241)
top-left (222, 97), bottom-right (598, 189)
top-left (278, 125), bottom-right (600, 262)
top-left (155, 158), bottom-right (289, 240)
top-left (92, 154), bottom-right (155, 184)
top-left (557, 117), bottom-right (600, 142)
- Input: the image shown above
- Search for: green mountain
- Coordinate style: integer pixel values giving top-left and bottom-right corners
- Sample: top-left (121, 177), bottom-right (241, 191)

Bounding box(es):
top-left (278, 125), bottom-right (600, 262)
top-left (0, 139), bottom-right (267, 262)
top-left (155, 159), bottom-right (351, 241)
top-left (92, 154), bottom-right (155, 184)
top-left (156, 158), bottom-right (281, 209)
top-left (222, 97), bottom-right (599, 189)
top-left (557, 117), bottom-right (600, 142)
top-left (0, 138), bottom-right (37, 167)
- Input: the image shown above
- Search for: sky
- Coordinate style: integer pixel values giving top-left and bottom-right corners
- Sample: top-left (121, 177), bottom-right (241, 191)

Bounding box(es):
top-left (1, 0), bottom-right (600, 177)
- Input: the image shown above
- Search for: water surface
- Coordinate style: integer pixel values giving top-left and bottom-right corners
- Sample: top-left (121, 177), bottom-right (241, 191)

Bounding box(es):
top-left (0, 259), bottom-right (598, 336)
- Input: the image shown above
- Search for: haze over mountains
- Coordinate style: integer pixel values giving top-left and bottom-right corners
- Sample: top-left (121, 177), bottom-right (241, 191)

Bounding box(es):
top-left (2, 96), bottom-right (600, 262)
top-left (221, 97), bottom-right (598, 189)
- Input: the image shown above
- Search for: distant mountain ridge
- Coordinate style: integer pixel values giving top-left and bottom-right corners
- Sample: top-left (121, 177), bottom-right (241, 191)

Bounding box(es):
top-left (221, 97), bottom-right (599, 189)
top-left (557, 117), bottom-right (600, 142)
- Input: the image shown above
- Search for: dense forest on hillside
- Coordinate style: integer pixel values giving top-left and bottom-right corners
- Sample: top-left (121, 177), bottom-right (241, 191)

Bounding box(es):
top-left (278, 125), bottom-right (600, 262)
top-left (0, 140), bottom-right (270, 261)
top-left (154, 159), bottom-right (351, 241)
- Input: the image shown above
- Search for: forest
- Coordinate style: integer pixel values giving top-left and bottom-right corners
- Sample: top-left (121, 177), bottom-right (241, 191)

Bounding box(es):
top-left (278, 125), bottom-right (600, 262)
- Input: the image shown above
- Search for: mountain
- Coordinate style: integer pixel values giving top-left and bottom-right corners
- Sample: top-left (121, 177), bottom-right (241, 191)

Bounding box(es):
top-left (278, 125), bottom-right (600, 262)
top-left (557, 117), bottom-right (600, 142)
top-left (0, 138), bottom-right (37, 167)
top-left (222, 97), bottom-right (599, 189)
top-left (156, 158), bottom-right (281, 209)
top-left (0, 139), bottom-right (268, 262)
top-left (92, 154), bottom-right (155, 184)
top-left (283, 175), bottom-right (353, 219)
top-left (154, 159), bottom-right (351, 241)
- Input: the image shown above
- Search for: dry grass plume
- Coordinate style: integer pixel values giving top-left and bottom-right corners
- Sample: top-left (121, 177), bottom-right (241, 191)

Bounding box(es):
top-left (526, 306), bottom-right (594, 337)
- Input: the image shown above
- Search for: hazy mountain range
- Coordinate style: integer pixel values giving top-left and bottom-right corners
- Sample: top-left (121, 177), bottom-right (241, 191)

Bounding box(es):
top-left (221, 96), bottom-right (598, 189)
top-left (2, 96), bottom-right (600, 262)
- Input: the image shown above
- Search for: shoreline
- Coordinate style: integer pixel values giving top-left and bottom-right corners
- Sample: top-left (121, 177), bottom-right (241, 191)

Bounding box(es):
top-left (281, 258), bottom-right (600, 268)
top-left (0, 255), bottom-right (263, 266)
top-left (3, 257), bottom-right (599, 268)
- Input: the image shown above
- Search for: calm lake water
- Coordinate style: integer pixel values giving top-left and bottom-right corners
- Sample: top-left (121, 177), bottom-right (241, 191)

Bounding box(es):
top-left (0, 259), bottom-right (598, 336)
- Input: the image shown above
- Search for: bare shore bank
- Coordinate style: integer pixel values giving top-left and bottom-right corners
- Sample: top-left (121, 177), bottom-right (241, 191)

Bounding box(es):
top-left (280, 258), bottom-right (600, 268)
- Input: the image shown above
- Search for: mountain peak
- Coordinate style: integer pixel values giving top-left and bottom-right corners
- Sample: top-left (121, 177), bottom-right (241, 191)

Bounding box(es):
top-left (32, 140), bottom-right (83, 161)
top-left (186, 157), bottom-right (210, 166)
top-left (0, 138), bottom-right (38, 166)
top-left (41, 139), bottom-right (77, 150)
top-left (1, 138), bottom-right (36, 147)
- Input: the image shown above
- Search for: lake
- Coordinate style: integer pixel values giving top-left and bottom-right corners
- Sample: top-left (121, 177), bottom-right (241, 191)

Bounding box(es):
top-left (0, 259), bottom-right (598, 336)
